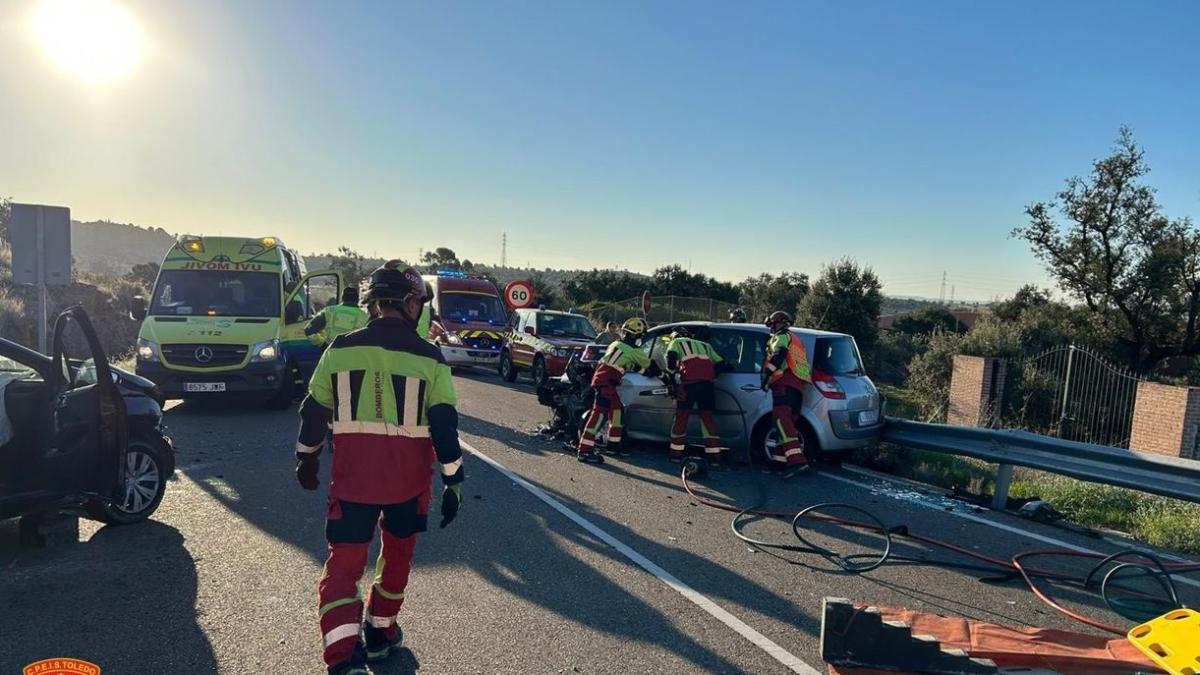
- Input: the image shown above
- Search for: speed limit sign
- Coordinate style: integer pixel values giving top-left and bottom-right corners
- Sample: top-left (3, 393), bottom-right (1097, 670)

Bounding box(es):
top-left (504, 280), bottom-right (536, 310)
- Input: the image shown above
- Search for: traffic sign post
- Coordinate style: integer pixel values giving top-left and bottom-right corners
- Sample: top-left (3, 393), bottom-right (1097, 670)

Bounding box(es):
top-left (10, 204), bottom-right (72, 353)
top-left (641, 290), bottom-right (651, 318)
top-left (503, 280), bottom-right (536, 310)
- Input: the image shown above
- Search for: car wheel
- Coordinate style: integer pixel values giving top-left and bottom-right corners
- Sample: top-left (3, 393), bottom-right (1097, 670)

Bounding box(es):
top-left (88, 432), bottom-right (171, 525)
top-left (531, 356), bottom-right (547, 388)
top-left (748, 416), bottom-right (819, 469)
top-left (266, 362), bottom-right (298, 410)
top-left (500, 351), bottom-right (518, 382)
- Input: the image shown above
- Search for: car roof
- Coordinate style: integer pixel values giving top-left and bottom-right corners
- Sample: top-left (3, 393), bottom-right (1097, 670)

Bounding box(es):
top-left (655, 320), bottom-right (852, 339)
top-left (519, 308), bottom-right (583, 317)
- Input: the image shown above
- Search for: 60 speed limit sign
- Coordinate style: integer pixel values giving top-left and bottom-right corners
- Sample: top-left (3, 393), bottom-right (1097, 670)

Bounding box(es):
top-left (504, 280), bottom-right (536, 310)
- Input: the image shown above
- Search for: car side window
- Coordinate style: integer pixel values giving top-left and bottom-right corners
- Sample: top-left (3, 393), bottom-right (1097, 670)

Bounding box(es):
top-left (642, 327), bottom-right (672, 371)
top-left (710, 329), bottom-right (765, 374)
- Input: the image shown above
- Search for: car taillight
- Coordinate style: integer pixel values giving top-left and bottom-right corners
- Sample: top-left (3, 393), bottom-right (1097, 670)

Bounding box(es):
top-left (811, 369), bottom-right (846, 399)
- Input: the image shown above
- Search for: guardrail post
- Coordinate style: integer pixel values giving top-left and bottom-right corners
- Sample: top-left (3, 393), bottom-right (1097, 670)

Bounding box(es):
top-left (991, 463), bottom-right (1013, 510)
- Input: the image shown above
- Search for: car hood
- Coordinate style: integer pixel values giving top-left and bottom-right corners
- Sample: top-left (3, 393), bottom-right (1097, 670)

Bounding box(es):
top-left (539, 335), bottom-right (594, 348)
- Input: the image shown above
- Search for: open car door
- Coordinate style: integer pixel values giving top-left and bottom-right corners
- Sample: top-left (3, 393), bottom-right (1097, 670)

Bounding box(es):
top-left (279, 270), bottom-right (344, 381)
top-left (48, 307), bottom-right (128, 503)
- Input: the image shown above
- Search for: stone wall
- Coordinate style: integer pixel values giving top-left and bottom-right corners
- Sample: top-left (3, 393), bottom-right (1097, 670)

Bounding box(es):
top-left (1130, 381), bottom-right (1200, 459)
top-left (947, 355), bottom-right (1006, 427)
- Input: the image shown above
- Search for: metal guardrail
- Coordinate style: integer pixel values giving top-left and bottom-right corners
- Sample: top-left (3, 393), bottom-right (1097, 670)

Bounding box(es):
top-left (880, 417), bottom-right (1200, 508)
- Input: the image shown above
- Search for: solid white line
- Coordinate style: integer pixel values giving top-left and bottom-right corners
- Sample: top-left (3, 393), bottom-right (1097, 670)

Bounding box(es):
top-left (826, 468), bottom-right (1200, 590)
top-left (460, 440), bottom-right (821, 675)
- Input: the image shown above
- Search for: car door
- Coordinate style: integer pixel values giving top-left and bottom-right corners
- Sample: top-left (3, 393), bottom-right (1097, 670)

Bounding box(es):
top-left (617, 326), bottom-right (675, 441)
top-left (47, 308), bottom-right (128, 502)
top-left (511, 311), bottom-right (537, 368)
top-left (0, 340), bottom-right (56, 513)
top-left (707, 326), bottom-right (770, 442)
top-left (279, 270), bottom-right (343, 380)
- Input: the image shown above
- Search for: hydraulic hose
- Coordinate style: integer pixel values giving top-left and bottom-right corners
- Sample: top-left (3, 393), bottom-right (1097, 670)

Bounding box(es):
top-left (681, 468), bottom-right (1200, 635)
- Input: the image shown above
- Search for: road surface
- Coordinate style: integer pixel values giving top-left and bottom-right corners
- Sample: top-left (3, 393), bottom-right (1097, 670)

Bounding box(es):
top-left (3, 370), bottom-right (1195, 674)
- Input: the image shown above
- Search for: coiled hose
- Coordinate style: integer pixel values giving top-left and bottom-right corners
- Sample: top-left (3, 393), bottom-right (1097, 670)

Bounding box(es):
top-left (680, 467), bottom-right (1200, 635)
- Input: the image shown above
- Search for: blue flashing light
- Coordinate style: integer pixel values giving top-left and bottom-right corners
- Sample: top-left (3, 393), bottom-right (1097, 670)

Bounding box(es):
top-left (436, 269), bottom-right (468, 278)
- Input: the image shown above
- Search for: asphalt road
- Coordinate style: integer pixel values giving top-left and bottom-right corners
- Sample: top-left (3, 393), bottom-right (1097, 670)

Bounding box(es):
top-left (3, 369), bottom-right (1196, 674)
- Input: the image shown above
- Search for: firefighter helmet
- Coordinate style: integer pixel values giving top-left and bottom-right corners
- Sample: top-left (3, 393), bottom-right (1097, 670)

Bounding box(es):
top-left (728, 307), bottom-right (748, 323)
top-left (620, 317), bottom-right (648, 339)
top-left (363, 264), bottom-right (425, 304)
top-left (765, 311), bottom-right (792, 332)
top-left (671, 325), bottom-right (693, 339)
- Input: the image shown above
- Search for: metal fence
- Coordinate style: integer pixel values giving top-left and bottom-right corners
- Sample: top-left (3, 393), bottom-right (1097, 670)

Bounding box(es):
top-left (583, 295), bottom-right (738, 327)
top-left (1001, 344), bottom-right (1143, 448)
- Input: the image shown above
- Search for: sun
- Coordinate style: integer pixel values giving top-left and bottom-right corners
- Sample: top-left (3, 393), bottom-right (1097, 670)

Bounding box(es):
top-left (35, 0), bottom-right (141, 81)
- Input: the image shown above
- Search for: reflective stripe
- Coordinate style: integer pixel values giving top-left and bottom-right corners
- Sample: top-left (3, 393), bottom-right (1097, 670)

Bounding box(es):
top-left (770, 455), bottom-right (789, 463)
top-left (579, 437), bottom-right (595, 448)
top-left (669, 443), bottom-right (685, 451)
top-left (680, 340), bottom-right (693, 356)
top-left (296, 441), bottom-right (321, 455)
top-left (680, 354), bottom-right (708, 363)
top-left (373, 584), bottom-right (405, 601)
top-left (367, 613), bottom-right (396, 629)
top-left (784, 448), bottom-right (804, 458)
top-left (441, 458), bottom-right (463, 476)
top-left (333, 420), bottom-right (430, 437)
top-left (705, 447), bottom-right (723, 454)
top-left (336, 371), bottom-right (353, 421)
top-left (323, 622), bottom-right (360, 647)
top-left (403, 377), bottom-right (421, 425)
top-left (319, 596), bottom-right (359, 617)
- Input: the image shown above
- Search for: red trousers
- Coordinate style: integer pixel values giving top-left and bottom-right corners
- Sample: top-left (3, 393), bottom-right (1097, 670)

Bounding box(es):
top-left (670, 381), bottom-right (723, 459)
top-left (577, 385), bottom-right (623, 454)
top-left (769, 384), bottom-right (807, 467)
top-left (318, 491), bottom-right (429, 666)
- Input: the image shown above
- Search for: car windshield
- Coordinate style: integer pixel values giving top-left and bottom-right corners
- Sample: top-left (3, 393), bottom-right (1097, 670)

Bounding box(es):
top-left (538, 314), bottom-right (597, 339)
top-left (813, 336), bottom-right (865, 376)
top-left (439, 292), bottom-right (507, 324)
top-left (150, 270), bottom-right (281, 318)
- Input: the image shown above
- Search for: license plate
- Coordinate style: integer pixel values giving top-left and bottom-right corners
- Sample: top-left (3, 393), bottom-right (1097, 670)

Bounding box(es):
top-left (858, 409), bottom-right (879, 426)
top-left (185, 382), bottom-right (226, 393)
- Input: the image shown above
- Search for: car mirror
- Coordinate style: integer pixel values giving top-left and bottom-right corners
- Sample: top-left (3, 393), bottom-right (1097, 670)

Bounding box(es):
top-left (129, 295), bottom-right (147, 321)
top-left (285, 300), bottom-right (304, 325)
top-left (523, 326), bottom-right (536, 336)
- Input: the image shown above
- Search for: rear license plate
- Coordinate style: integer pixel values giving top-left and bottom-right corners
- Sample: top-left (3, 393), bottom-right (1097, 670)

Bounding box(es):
top-left (858, 409), bottom-right (879, 426)
top-left (185, 382), bottom-right (226, 393)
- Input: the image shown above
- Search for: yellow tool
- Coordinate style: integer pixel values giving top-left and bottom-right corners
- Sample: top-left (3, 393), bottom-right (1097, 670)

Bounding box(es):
top-left (1127, 608), bottom-right (1200, 675)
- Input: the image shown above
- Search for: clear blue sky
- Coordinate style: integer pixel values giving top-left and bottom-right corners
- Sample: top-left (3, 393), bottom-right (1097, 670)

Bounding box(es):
top-left (2, 0), bottom-right (1197, 301)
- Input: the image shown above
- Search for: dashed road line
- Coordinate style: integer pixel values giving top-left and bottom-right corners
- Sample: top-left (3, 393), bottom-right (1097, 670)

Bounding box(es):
top-left (461, 440), bottom-right (821, 675)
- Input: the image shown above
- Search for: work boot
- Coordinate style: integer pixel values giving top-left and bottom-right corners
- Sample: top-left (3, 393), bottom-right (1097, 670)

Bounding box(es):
top-left (577, 451), bottom-right (604, 465)
top-left (363, 622), bottom-right (403, 662)
top-left (779, 463), bottom-right (810, 479)
top-left (327, 643), bottom-right (368, 675)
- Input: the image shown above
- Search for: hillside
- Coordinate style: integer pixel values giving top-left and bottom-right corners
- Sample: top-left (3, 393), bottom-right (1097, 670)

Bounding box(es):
top-left (71, 220), bottom-right (177, 274)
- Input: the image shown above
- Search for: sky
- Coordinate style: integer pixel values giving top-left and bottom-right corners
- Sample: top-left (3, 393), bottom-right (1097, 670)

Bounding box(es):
top-left (1, 0), bottom-right (1197, 302)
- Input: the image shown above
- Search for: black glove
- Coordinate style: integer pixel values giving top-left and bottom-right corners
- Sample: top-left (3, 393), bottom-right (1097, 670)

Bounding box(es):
top-left (439, 484), bottom-right (461, 529)
top-left (296, 457), bottom-right (320, 491)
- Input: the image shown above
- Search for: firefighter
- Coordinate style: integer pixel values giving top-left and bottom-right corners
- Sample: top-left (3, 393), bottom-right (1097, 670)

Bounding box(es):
top-left (728, 307), bottom-right (748, 323)
top-left (295, 264), bottom-right (464, 675)
top-left (761, 310), bottom-right (811, 477)
top-left (576, 317), bottom-right (650, 464)
top-left (305, 286), bottom-right (369, 346)
top-left (417, 280), bottom-right (433, 339)
top-left (665, 326), bottom-right (727, 465)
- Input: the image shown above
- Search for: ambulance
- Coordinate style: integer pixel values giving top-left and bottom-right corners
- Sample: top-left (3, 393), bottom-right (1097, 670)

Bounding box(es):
top-left (131, 235), bottom-right (342, 406)
top-left (422, 271), bottom-right (508, 368)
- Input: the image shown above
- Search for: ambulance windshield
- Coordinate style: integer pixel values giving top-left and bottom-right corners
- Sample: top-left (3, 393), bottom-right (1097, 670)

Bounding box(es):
top-left (151, 270), bottom-right (282, 318)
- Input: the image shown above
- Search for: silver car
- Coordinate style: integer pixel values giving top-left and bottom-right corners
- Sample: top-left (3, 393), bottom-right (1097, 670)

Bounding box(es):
top-left (616, 321), bottom-right (883, 464)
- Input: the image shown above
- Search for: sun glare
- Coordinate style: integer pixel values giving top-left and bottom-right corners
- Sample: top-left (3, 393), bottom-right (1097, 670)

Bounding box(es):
top-left (36, 0), bottom-right (141, 81)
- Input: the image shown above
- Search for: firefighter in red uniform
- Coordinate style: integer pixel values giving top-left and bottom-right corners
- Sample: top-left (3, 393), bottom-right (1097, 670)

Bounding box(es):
top-left (762, 311), bottom-right (811, 478)
top-left (665, 326), bottom-right (728, 466)
top-left (576, 317), bottom-right (650, 464)
top-left (295, 264), bottom-right (465, 675)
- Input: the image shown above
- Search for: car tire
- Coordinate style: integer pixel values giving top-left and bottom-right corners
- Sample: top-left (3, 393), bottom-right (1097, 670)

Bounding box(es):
top-left (88, 431), bottom-right (171, 525)
top-left (500, 351), bottom-right (518, 382)
top-left (531, 356), bottom-right (547, 388)
top-left (748, 415), bottom-right (820, 469)
top-left (266, 362), bottom-right (298, 410)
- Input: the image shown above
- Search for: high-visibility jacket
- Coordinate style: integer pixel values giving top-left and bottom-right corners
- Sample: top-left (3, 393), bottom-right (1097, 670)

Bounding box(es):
top-left (666, 336), bottom-right (723, 384)
top-left (763, 331), bottom-right (811, 388)
top-left (418, 304), bottom-right (431, 340)
top-left (296, 317), bottom-right (464, 504)
top-left (591, 339), bottom-right (650, 388)
top-left (323, 303), bottom-right (369, 340)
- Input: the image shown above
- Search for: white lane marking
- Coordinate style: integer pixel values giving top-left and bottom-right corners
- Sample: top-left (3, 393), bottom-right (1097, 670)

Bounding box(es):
top-left (461, 440), bottom-right (821, 675)
top-left (826, 468), bottom-right (1200, 590)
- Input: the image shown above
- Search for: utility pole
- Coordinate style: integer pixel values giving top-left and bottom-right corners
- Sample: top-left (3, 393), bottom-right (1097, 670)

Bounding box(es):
top-left (939, 271), bottom-right (947, 304)
top-left (950, 285), bottom-right (955, 305)
top-left (501, 232), bottom-right (507, 268)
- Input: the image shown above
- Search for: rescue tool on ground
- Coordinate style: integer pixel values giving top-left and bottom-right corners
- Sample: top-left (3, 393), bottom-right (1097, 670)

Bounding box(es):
top-left (295, 263), bottom-right (465, 675)
top-left (575, 318), bottom-right (651, 465)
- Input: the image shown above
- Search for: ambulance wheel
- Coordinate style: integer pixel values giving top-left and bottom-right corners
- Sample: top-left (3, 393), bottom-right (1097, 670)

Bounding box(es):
top-left (499, 352), bottom-right (518, 382)
top-left (531, 356), bottom-right (547, 388)
top-left (266, 364), bottom-right (297, 410)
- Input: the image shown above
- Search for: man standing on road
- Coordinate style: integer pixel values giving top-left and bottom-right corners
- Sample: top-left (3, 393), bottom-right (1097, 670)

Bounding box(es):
top-left (295, 263), bottom-right (465, 675)
top-left (596, 321), bottom-right (621, 345)
top-left (665, 327), bottom-right (727, 466)
top-left (761, 311), bottom-right (811, 478)
top-left (305, 286), bottom-right (369, 347)
top-left (576, 317), bottom-right (649, 464)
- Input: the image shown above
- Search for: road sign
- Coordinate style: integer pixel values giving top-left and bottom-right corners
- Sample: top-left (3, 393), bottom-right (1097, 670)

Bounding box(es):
top-left (504, 280), bottom-right (535, 310)
top-left (9, 204), bottom-right (72, 353)
top-left (642, 290), bottom-right (651, 316)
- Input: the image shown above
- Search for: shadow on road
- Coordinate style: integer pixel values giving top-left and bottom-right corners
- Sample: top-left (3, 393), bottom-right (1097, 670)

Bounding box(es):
top-left (0, 521), bottom-right (217, 674)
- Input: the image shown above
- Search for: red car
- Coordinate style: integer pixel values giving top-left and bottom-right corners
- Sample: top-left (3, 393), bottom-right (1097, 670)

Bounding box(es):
top-left (499, 308), bottom-right (599, 386)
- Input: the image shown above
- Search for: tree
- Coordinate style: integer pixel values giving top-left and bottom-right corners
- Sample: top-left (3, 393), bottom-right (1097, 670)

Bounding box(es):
top-left (892, 307), bottom-right (963, 335)
top-left (649, 265), bottom-right (738, 303)
top-left (1013, 126), bottom-right (1198, 370)
top-left (420, 247), bottom-right (461, 273)
top-left (330, 246), bottom-right (370, 290)
top-left (0, 197), bottom-right (10, 243)
top-left (737, 272), bottom-right (809, 323)
top-left (528, 272), bottom-right (560, 309)
top-left (990, 285), bottom-right (1052, 323)
top-left (796, 258), bottom-right (883, 354)
top-left (562, 269), bottom-right (645, 305)
top-left (125, 262), bottom-right (160, 288)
